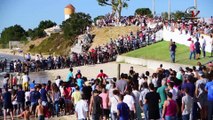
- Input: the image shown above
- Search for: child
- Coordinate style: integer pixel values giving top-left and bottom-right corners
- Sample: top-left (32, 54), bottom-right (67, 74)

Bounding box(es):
top-left (18, 106), bottom-right (31, 120)
top-left (35, 99), bottom-right (45, 120)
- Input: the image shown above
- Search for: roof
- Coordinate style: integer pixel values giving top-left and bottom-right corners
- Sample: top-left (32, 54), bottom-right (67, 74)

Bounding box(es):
top-left (65, 4), bottom-right (75, 9)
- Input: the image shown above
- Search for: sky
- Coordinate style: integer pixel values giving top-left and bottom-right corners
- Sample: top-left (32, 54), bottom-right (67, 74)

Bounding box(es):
top-left (0, 0), bottom-right (212, 33)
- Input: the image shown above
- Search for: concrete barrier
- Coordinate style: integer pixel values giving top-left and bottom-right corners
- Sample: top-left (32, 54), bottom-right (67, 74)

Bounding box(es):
top-left (116, 55), bottom-right (191, 71)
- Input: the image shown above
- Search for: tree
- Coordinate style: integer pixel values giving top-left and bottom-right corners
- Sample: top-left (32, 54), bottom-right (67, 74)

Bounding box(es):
top-left (38, 20), bottom-right (56, 30)
top-left (172, 11), bottom-right (190, 20)
top-left (97, 0), bottom-right (130, 19)
top-left (161, 11), bottom-right (191, 20)
top-left (27, 20), bottom-right (56, 39)
top-left (62, 12), bottom-right (92, 39)
top-left (0, 25), bottom-right (26, 44)
top-left (135, 8), bottom-right (152, 17)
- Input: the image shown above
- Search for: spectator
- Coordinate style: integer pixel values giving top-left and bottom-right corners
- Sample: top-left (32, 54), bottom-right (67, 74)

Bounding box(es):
top-left (182, 88), bottom-right (193, 120)
top-left (116, 73), bottom-right (128, 94)
top-left (189, 40), bottom-right (196, 60)
top-left (109, 90), bottom-right (120, 120)
top-left (162, 92), bottom-right (178, 120)
top-left (139, 82), bottom-right (149, 120)
top-left (170, 42), bottom-right (177, 63)
top-left (117, 94), bottom-right (130, 120)
top-left (3, 87), bottom-right (14, 120)
top-left (157, 79), bottom-right (167, 118)
top-left (145, 83), bottom-right (160, 120)
top-left (205, 75), bottom-right (213, 120)
top-left (75, 94), bottom-right (89, 120)
top-left (89, 90), bottom-right (102, 120)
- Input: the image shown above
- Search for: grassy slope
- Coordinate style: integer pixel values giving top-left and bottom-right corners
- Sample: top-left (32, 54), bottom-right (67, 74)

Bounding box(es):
top-left (124, 41), bottom-right (212, 66)
top-left (29, 33), bottom-right (74, 55)
top-left (90, 26), bottom-right (139, 49)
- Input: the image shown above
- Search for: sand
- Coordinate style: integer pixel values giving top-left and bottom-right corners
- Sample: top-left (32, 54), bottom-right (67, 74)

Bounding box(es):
top-left (46, 62), bottom-right (154, 80)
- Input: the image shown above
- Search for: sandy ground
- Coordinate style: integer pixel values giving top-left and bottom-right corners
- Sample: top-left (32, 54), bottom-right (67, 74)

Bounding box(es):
top-left (46, 62), bottom-right (154, 81)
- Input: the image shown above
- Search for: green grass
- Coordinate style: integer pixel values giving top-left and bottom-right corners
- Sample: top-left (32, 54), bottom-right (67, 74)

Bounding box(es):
top-left (124, 41), bottom-right (212, 66)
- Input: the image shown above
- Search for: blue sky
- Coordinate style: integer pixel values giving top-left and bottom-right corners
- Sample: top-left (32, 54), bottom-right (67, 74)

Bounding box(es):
top-left (0, 0), bottom-right (212, 33)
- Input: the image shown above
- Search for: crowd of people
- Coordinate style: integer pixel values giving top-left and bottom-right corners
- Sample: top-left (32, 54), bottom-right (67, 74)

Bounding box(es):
top-left (1, 61), bottom-right (213, 120)
top-left (0, 16), bottom-right (163, 74)
top-left (164, 17), bottom-right (213, 36)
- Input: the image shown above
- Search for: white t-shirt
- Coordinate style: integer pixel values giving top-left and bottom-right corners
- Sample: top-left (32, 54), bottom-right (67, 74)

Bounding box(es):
top-left (152, 78), bottom-right (158, 88)
top-left (109, 95), bottom-right (119, 113)
top-left (132, 90), bottom-right (140, 103)
top-left (75, 100), bottom-right (88, 119)
top-left (139, 88), bottom-right (149, 104)
top-left (25, 91), bottom-right (30, 102)
top-left (196, 78), bottom-right (208, 96)
top-left (182, 94), bottom-right (193, 115)
top-left (55, 79), bottom-right (61, 87)
top-left (169, 88), bottom-right (177, 100)
top-left (22, 75), bottom-right (29, 83)
top-left (123, 94), bottom-right (135, 111)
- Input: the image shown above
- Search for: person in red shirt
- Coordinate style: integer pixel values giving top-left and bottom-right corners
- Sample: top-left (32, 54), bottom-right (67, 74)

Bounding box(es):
top-left (97, 70), bottom-right (108, 80)
top-left (97, 70), bottom-right (108, 84)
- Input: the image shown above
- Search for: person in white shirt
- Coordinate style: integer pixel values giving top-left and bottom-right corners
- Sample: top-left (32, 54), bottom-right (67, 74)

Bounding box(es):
top-left (75, 94), bottom-right (89, 120)
top-left (123, 89), bottom-right (136, 120)
top-left (201, 36), bottom-right (206, 58)
top-left (168, 82), bottom-right (177, 100)
top-left (139, 82), bottom-right (149, 120)
top-left (55, 76), bottom-right (62, 87)
top-left (109, 90), bottom-right (119, 120)
top-left (22, 72), bottom-right (29, 91)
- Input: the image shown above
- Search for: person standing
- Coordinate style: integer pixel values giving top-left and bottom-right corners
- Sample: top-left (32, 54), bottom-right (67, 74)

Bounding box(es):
top-left (99, 88), bottom-right (110, 120)
top-left (145, 83), bottom-right (160, 120)
top-left (205, 76), bottom-right (213, 120)
top-left (139, 82), bottom-right (149, 120)
top-left (182, 88), bottom-right (193, 120)
top-left (195, 38), bottom-right (201, 60)
top-left (89, 90), bottom-right (102, 120)
top-left (75, 94), bottom-right (89, 120)
top-left (170, 42), bottom-right (177, 63)
top-left (210, 34), bottom-right (213, 57)
top-left (66, 68), bottom-right (73, 82)
top-left (109, 90), bottom-right (120, 120)
top-left (3, 88), bottom-right (14, 120)
top-left (117, 94), bottom-right (130, 120)
top-left (201, 36), bottom-right (206, 58)
top-left (116, 73), bottom-right (128, 94)
top-left (157, 79), bottom-right (167, 118)
top-left (162, 92), bottom-right (178, 120)
top-left (16, 85), bottom-right (25, 114)
top-left (189, 40), bottom-right (196, 60)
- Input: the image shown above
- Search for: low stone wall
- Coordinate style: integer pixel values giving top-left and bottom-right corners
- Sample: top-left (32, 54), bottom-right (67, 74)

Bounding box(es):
top-left (116, 55), bottom-right (191, 71)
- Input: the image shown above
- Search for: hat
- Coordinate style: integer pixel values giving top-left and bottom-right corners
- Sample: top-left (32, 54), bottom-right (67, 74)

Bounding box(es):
top-left (198, 71), bottom-right (204, 76)
top-left (77, 70), bottom-right (81, 73)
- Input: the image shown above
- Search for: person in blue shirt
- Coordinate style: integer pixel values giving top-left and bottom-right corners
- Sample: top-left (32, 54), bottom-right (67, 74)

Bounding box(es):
top-left (205, 77), bottom-right (213, 120)
top-left (30, 86), bottom-right (40, 114)
top-left (66, 68), bottom-right (73, 82)
top-left (16, 85), bottom-right (25, 114)
top-left (40, 84), bottom-right (48, 106)
top-left (29, 80), bottom-right (35, 90)
top-left (76, 76), bottom-right (84, 91)
top-left (117, 94), bottom-right (130, 120)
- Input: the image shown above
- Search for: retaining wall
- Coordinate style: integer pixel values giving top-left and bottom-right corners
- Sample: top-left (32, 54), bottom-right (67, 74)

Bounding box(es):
top-left (116, 55), bottom-right (191, 71)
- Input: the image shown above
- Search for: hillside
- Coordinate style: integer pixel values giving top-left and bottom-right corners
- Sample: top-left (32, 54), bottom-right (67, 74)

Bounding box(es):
top-left (28, 33), bottom-right (74, 55)
top-left (22, 37), bottom-right (48, 53)
top-left (124, 41), bottom-right (212, 66)
top-left (90, 26), bottom-right (139, 49)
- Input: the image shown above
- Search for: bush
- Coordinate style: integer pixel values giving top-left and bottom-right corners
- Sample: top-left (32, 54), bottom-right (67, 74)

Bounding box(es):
top-left (29, 44), bottom-right (35, 49)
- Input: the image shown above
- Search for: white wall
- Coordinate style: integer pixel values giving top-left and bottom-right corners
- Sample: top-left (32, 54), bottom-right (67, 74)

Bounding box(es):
top-left (163, 27), bottom-right (212, 52)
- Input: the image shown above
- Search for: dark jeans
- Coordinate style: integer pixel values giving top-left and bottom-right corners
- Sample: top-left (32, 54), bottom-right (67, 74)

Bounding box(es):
top-left (208, 101), bottom-right (213, 120)
top-left (182, 114), bottom-right (190, 120)
top-left (170, 51), bottom-right (175, 63)
top-left (143, 104), bottom-right (148, 120)
top-left (92, 114), bottom-right (100, 120)
top-left (202, 47), bottom-right (206, 57)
